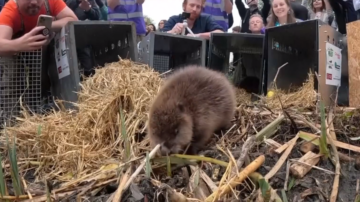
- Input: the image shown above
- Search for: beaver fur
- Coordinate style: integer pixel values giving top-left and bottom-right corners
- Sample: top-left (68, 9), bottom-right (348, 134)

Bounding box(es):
top-left (147, 65), bottom-right (236, 156)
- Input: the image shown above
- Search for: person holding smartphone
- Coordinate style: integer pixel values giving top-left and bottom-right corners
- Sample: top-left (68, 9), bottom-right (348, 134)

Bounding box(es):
top-left (0, 0), bottom-right (78, 55)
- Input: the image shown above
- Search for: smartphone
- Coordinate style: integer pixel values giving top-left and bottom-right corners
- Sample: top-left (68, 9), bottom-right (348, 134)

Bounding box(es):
top-left (37, 14), bottom-right (53, 36)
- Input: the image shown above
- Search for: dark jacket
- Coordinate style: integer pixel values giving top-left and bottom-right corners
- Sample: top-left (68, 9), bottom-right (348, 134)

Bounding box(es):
top-left (163, 14), bottom-right (225, 33)
top-left (290, 1), bottom-right (309, 21)
top-left (0, 0), bottom-right (4, 12)
top-left (65, 0), bottom-right (100, 21)
top-left (235, 0), bottom-right (271, 33)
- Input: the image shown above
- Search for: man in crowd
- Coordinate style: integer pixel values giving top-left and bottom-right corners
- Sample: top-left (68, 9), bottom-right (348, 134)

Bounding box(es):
top-left (107, 0), bottom-right (146, 43)
top-left (249, 13), bottom-right (263, 34)
top-left (235, 0), bottom-right (270, 33)
top-left (65, 0), bottom-right (99, 78)
top-left (0, 0), bottom-right (77, 55)
top-left (163, 0), bottom-right (224, 39)
top-left (0, 0), bottom-right (77, 116)
top-left (202, 0), bottom-right (233, 32)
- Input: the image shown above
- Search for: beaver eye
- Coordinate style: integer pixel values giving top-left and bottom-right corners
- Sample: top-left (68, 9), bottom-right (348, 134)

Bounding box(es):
top-left (175, 129), bottom-right (179, 135)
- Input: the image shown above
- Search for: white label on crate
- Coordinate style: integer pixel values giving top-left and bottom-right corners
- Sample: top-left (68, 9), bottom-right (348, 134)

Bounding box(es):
top-left (54, 27), bottom-right (70, 79)
top-left (325, 42), bottom-right (342, 87)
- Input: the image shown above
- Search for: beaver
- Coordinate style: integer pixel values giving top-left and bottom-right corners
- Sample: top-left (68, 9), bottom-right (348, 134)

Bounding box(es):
top-left (147, 65), bottom-right (236, 156)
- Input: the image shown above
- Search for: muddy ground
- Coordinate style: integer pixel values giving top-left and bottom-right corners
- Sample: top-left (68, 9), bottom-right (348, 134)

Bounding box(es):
top-left (15, 111), bottom-right (360, 202)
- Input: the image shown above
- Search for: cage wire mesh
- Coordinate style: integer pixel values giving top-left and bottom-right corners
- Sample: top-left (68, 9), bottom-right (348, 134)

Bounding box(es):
top-left (0, 50), bottom-right (42, 127)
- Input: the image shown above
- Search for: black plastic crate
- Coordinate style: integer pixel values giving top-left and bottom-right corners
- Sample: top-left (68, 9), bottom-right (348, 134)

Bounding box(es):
top-left (47, 21), bottom-right (138, 109)
top-left (208, 33), bottom-right (264, 95)
top-left (262, 19), bottom-right (348, 106)
top-left (138, 32), bottom-right (206, 74)
top-left (0, 50), bottom-right (44, 126)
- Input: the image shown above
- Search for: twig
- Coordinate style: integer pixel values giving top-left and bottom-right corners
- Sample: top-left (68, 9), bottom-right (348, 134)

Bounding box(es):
top-left (265, 134), bottom-right (299, 180)
top-left (273, 62), bottom-right (289, 84)
top-left (21, 177), bottom-right (33, 201)
top-left (255, 114), bottom-right (285, 141)
top-left (124, 144), bottom-right (160, 189)
top-left (288, 159), bottom-right (334, 175)
top-left (112, 167), bottom-right (131, 202)
top-left (107, 145), bottom-right (160, 202)
top-left (173, 154), bottom-right (228, 167)
top-left (205, 155), bottom-right (265, 202)
top-left (284, 160), bottom-right (290, 191)
top-left (231, 135), bottom-right (256, 176)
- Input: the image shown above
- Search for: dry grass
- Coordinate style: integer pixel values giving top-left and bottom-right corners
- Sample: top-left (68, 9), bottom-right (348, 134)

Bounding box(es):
top-left (265, 71), bottom-right (316, 109)
top-left (0, 59), bottom-right (162, 180)
top-left (1, 59), bottom-right (352, 201)
top-left (0, 60), bottom-right (317, 181)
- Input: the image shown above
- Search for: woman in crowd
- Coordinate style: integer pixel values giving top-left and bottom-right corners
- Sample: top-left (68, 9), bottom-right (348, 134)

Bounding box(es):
top-left (146, 24), bottom-right (156, 35)
top-left (158, 19), bottom-right (167, 32)
top-left (309, 0), bottom-right (337, 28)
top-left (266, 0), bottom-right (301, 28)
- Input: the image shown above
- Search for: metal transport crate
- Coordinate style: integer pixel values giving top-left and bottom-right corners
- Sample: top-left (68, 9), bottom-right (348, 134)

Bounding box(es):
top-left (138, 32), bottom-right (206, 74)
top-left (47, 21), bottom-right (138, 109)
top-left (0, 50), bottom-right (44, 127)
top-left (262, 19), bottom-right (348, 106)
top-left (208, 33), bottom-right (264, 95)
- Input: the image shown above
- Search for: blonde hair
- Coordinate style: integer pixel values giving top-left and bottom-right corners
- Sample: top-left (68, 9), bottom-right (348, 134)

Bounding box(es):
top-left (249, 13), bottom-right (263, 22)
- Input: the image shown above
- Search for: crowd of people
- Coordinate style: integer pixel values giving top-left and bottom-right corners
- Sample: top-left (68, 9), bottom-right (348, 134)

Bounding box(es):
top-left (0, 0), bottom-right (358, 56)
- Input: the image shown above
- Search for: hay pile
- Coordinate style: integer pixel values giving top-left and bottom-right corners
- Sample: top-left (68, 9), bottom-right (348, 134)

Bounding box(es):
top-left (0, 59), bottom-right (162, 179)
top-left (264, 72), bottom-right (316, 109)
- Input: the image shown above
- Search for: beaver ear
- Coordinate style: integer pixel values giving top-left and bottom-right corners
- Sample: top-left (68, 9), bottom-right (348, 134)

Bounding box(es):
top-left (177, 102), bottom-right (184, 113)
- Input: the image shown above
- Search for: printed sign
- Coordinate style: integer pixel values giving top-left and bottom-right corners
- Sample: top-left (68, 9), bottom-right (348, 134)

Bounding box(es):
top-left (325, 42), bottom-right (342, 86)
top-left (54, 27), bottom-right (70, 79)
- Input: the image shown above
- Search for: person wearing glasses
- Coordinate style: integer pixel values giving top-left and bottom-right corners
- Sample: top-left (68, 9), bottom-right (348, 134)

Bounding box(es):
top-left (158, 19), bottom-right (166, 32)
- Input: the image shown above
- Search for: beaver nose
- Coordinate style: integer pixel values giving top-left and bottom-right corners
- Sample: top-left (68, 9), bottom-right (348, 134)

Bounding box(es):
top-left (160, 146), bottom-right (170, 156)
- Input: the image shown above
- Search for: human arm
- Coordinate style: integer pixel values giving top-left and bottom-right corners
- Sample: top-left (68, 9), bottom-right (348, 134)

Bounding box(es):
top-left (198, 16), bottom-right (224, 39)
top-left (235, 0), bottom-right (247, 19)
top-left (83, 0), bottom-right (101, 20)
top-left (323, 0), bottom-right (333, 12)
top-left (51, 0), bottom-right (78, 32)
top-left (107, 0), bottom-right (118, 10)
top-left (228, 13), bottom-right (234, 27)
top-left (261, 0), bottom-right (271, 24)
top-left (162, 15), bottom-right (181, 33)
top-left (224, 0), bottom-right (233, 14)
top-left (0, 26), bottom-right (48, 56)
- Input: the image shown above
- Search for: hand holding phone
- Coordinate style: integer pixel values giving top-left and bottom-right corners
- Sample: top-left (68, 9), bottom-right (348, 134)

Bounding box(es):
top-left (37, 14), bottom-right (53, 36)
top-left (16, 26), bottom-right (49, 51)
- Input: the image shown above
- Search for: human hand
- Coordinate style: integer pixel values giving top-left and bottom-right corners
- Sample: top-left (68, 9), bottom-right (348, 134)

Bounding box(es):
top-left (186, 33), bottom-right (200, 37)
top-left (16, 26), bottom-right (49, 51)
top-left (44, 31), bottom-right (56, 46)
top-left (171, 23), bottom-right (184, 34)
top-left (79, 0), bottom-right (91, 11)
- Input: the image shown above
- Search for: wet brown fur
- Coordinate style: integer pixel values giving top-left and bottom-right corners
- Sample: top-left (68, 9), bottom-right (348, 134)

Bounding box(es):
top-left (147, 65), bottom-right (236, 156)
